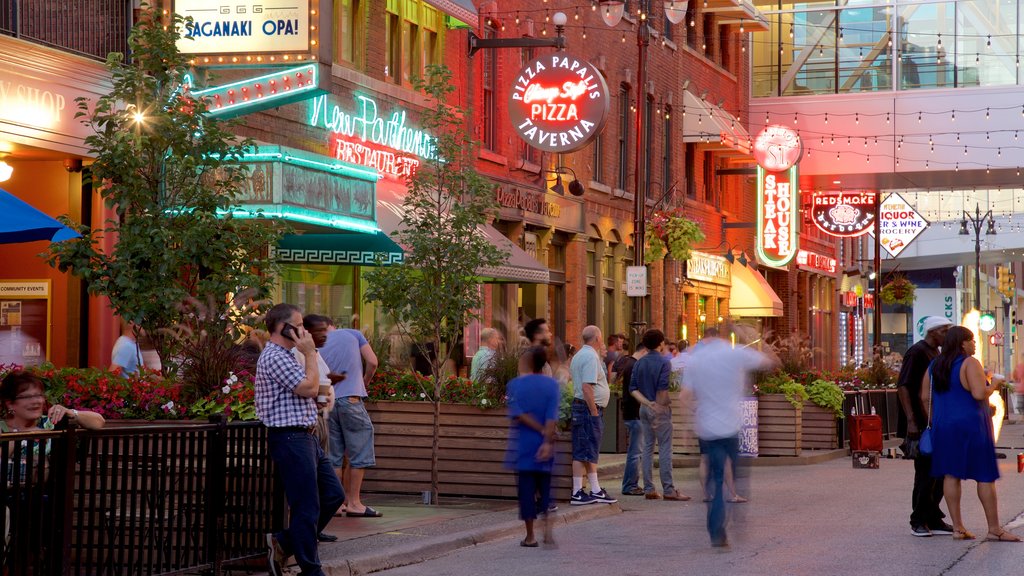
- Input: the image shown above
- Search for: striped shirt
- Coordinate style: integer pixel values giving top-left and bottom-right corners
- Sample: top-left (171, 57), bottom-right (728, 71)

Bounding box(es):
top-left (255, 342), bottom-right (317, 428)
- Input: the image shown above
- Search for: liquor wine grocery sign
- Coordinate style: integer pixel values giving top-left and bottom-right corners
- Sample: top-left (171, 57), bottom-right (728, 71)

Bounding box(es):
top-left (869, 192), bottom-right (929, 258)
top-left (810, 191), bottom-right (876, 237)
top-left (509, 52), bottom-right (610, 153)
top-left (753, 125), bottom-right (802, 267)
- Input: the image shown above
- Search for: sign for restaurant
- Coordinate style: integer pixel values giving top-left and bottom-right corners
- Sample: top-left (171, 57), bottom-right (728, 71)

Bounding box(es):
top-left (175, 0), bottom-right (313, 55)
top-left (810, 191), bottom-right (876, 237)
top-left (496, 187), bottom-right (561, 218)
top-left (796, 250), bottom-right (837, 274)
top-left (509, 52), bottom-right (610, 153)
top-left (754, 125), bottom-right (801, 268)
top-left (686, 251), bottom-right (731, 285)
top-left (869, 192), bottom-right (929, 258)
top-left (309, 93), bottom-right (436, 179)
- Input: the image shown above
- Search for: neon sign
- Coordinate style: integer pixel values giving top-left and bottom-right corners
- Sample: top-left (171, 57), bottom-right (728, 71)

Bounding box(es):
top-left (797, 250), bottom-right (837, 274)
top-left (309, 94), bottom-right (436, 162)
top-left (329, 134), bottom-right (420, 180)
top-left (811, 191), bottom-right (876, 238)
top-left (753, 124), bottom-right (802, 172)
top-left (509, 52), bottom-right (610, 153)
top-left (755, 125), bottom-right (802, 267)
top-left (192, 65), bottom-right (319, 118)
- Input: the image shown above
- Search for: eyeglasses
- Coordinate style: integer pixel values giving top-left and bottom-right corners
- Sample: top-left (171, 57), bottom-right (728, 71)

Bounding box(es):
top-left (14, 393), bottom-right (45, 401)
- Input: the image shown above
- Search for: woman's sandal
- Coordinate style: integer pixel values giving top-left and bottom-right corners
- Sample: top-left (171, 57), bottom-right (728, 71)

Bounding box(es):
top-left (952, 529), bottom-right (976, 540)
top-left (984, 530), bottom-right (1022, 542)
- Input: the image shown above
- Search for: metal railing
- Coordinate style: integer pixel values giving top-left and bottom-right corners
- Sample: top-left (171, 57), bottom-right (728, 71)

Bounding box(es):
top-left (0, 0), bottom-right (133, 61)
top-left (1, 418), bottom-right (282, 576)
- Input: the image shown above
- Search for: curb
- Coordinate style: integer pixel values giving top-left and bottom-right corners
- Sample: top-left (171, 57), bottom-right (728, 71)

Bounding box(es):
top-left (323, 503), bottom-right (622, 575)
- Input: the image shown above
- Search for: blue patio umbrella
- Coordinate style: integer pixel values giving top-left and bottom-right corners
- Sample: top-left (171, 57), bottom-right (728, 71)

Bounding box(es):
top-left (0, 187), bottom-right (80, 244)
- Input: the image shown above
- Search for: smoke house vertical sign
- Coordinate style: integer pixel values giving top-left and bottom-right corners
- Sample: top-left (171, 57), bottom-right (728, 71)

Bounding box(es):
top-left (753, 125), bottom-right (803, 267)
top-left (508, 52), bottom-right (610, 153)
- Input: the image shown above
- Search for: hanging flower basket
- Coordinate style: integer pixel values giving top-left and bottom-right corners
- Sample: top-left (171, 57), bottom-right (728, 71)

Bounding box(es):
top-left (880, 274), bottom-right (916, 306)
top-left (645, 209), bottom-right (705, 264)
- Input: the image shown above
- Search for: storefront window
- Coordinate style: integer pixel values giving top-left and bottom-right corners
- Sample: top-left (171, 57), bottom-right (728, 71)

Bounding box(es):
top-left (336, 0), bottom-right (365, 68)
top-left (281, 264), bottom-right (358, 327)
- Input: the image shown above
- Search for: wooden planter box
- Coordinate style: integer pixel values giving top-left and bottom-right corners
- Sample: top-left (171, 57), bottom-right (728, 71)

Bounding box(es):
top-left (757, 394), bottom-right (802, 456)
top-left (800, 403), bottom-right (839, 450)
top-left (363, 401), bottom-right (572, 499)
top-left (670, 394), bottom-right (700, 455)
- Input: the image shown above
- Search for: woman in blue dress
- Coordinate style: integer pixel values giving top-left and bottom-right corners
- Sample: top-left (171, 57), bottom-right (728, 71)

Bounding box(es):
top-left (922, 326), bottom-right (1020, 542)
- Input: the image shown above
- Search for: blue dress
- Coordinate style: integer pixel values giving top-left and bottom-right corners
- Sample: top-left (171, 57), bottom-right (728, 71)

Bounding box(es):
top-left (929, 355), bottom-right (999, 482)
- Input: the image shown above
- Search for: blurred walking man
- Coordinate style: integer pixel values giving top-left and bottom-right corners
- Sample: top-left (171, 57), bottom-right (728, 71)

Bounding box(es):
top-left (568, 325), bottom-right (617, 505)
top-left (257, 304), bottom-right (345, 576)
top-left (682, 327), bottom-right (774, 547)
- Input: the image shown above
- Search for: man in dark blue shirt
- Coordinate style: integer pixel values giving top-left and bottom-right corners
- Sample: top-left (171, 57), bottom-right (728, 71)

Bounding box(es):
top-left (629, 329), bottom-right (689, 501)
top-left (507, 346), bottom-right (560, 547)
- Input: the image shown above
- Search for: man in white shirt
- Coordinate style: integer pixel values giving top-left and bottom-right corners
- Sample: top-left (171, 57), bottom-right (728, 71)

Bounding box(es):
top-left (682, 327), bottom-right (776, 547)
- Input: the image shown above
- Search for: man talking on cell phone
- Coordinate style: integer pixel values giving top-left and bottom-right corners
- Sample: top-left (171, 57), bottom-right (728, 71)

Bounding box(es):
top-left (257, 303), bottom-right (345, 576)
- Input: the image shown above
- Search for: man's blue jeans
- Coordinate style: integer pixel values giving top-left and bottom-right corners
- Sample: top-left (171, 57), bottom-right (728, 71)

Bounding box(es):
top-left (621, 418), bottom-right (642, 493)
top-left (640, 405), bottom-right (675, 494)
top-left (699, 435), bottom-right (739, 546)
top-left (268, 428), bottom-right (346, 576)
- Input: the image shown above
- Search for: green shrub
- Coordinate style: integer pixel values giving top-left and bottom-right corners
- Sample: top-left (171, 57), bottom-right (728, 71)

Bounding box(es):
top-left (806, 379), bottom-right (845, 418)
top-left (757, 372), bottom-right (808, 409)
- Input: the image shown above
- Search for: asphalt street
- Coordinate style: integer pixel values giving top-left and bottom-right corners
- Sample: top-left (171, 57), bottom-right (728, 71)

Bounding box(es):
top-left (370, 450), bottom-right (1024, 576)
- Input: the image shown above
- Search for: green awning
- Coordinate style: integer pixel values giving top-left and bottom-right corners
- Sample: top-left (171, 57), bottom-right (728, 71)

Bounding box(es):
top-left (276, 233), bottom-right (402, 266)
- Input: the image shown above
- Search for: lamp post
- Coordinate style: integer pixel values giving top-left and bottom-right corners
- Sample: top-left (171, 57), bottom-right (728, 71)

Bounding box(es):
top-left (600, 1), bottom-right (687, 345)
top-left (959, 203), bottom-right (997, 311)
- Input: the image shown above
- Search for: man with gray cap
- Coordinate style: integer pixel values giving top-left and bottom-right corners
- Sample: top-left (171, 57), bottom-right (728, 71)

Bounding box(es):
top-left (897, 315), bottom-right (953, 537)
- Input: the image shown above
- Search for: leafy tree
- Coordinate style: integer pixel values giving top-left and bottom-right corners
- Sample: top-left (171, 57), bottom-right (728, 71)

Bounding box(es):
top-left (363, 64), bottom-right (507, 503)
top-left (47, 6), bottom-right (280, 395)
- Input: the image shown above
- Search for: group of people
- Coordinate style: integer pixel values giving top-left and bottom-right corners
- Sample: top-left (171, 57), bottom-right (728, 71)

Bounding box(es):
top-left (501, 319), bottom-right (775, 549)
top-left (254, 303), bottom-right (386, 576)
top-left (897, 316), bottom-right (1020, 542)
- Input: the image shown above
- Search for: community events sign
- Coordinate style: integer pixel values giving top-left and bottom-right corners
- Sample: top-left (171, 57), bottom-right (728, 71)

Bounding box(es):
top-left (753, 125), bottom-right (802, 267)
top-left (509, 52), bottom-right (610, 153)
top-left (175, 0), bottom-right (311, 54)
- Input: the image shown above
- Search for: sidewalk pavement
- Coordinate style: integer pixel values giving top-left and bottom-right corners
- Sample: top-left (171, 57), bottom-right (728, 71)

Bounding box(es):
top-left (286, 420), bottom-right (1024, 576)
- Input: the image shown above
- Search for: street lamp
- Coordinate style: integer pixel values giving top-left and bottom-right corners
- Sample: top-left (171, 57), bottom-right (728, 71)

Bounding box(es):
top-left (600, 0), bottom-right (686, 343)
top-left (959, 203), bottom-right (996, 311)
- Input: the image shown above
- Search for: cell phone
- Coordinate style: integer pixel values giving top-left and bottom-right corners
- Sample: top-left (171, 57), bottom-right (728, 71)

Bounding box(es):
top-left (281, 322), bottom-right (299, 340)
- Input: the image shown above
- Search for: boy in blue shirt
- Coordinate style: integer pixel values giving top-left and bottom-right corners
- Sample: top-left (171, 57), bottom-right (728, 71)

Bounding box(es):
top-left (506, 346), bottom-right (560, 547)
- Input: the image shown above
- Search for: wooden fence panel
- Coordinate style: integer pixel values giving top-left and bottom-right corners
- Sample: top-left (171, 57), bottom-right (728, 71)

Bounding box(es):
top-left (363, 402), bottom-right (572, 499)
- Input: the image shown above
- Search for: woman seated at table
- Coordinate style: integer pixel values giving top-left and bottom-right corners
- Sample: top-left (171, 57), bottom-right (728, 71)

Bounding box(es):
top-left (1, 370), bottom-right (105, 433)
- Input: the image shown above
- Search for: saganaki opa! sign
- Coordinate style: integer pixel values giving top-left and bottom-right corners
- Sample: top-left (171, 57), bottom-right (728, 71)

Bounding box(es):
top-left (509, 52), bottom-right (610, 153)
top-left (753, 125), bottom-right (802, 267)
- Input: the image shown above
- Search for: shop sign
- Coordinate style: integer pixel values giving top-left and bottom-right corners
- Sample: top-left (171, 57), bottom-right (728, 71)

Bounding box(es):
top-left (797, 250), bottom-right (837, 274)
top-left (753, 124), bottom-right (803, 172)
top-left (509, 52), bottom-right (610, 153)
top-left (310, 94), bottom-right (437, 165)
top-left (841, 291), bottom-right (858, 308)
top-left (754, 126), bottom-right (801, 268)
top-left (0, 67), bottom-right (72, 132)
top-left (495, 187), bottom-right (561, 218)
top-left (686, 251), bottom-right (731, 285)
top-left (176, 0), bottom-right (312, 55)
top-left (870, 192), bottom-right (929, 258)
top-left (810, 191), bottom-right (876, 237)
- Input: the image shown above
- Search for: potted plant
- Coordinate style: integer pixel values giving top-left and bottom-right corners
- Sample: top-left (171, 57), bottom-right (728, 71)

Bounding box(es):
top-left (880, 274), bottom-right (916, 306)
top-left (754, 371), bottom-right (807, 456)
top-left (645, 209), bottom-right (705, 264)
top-left (802, 378), bottom-right (844, 449)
